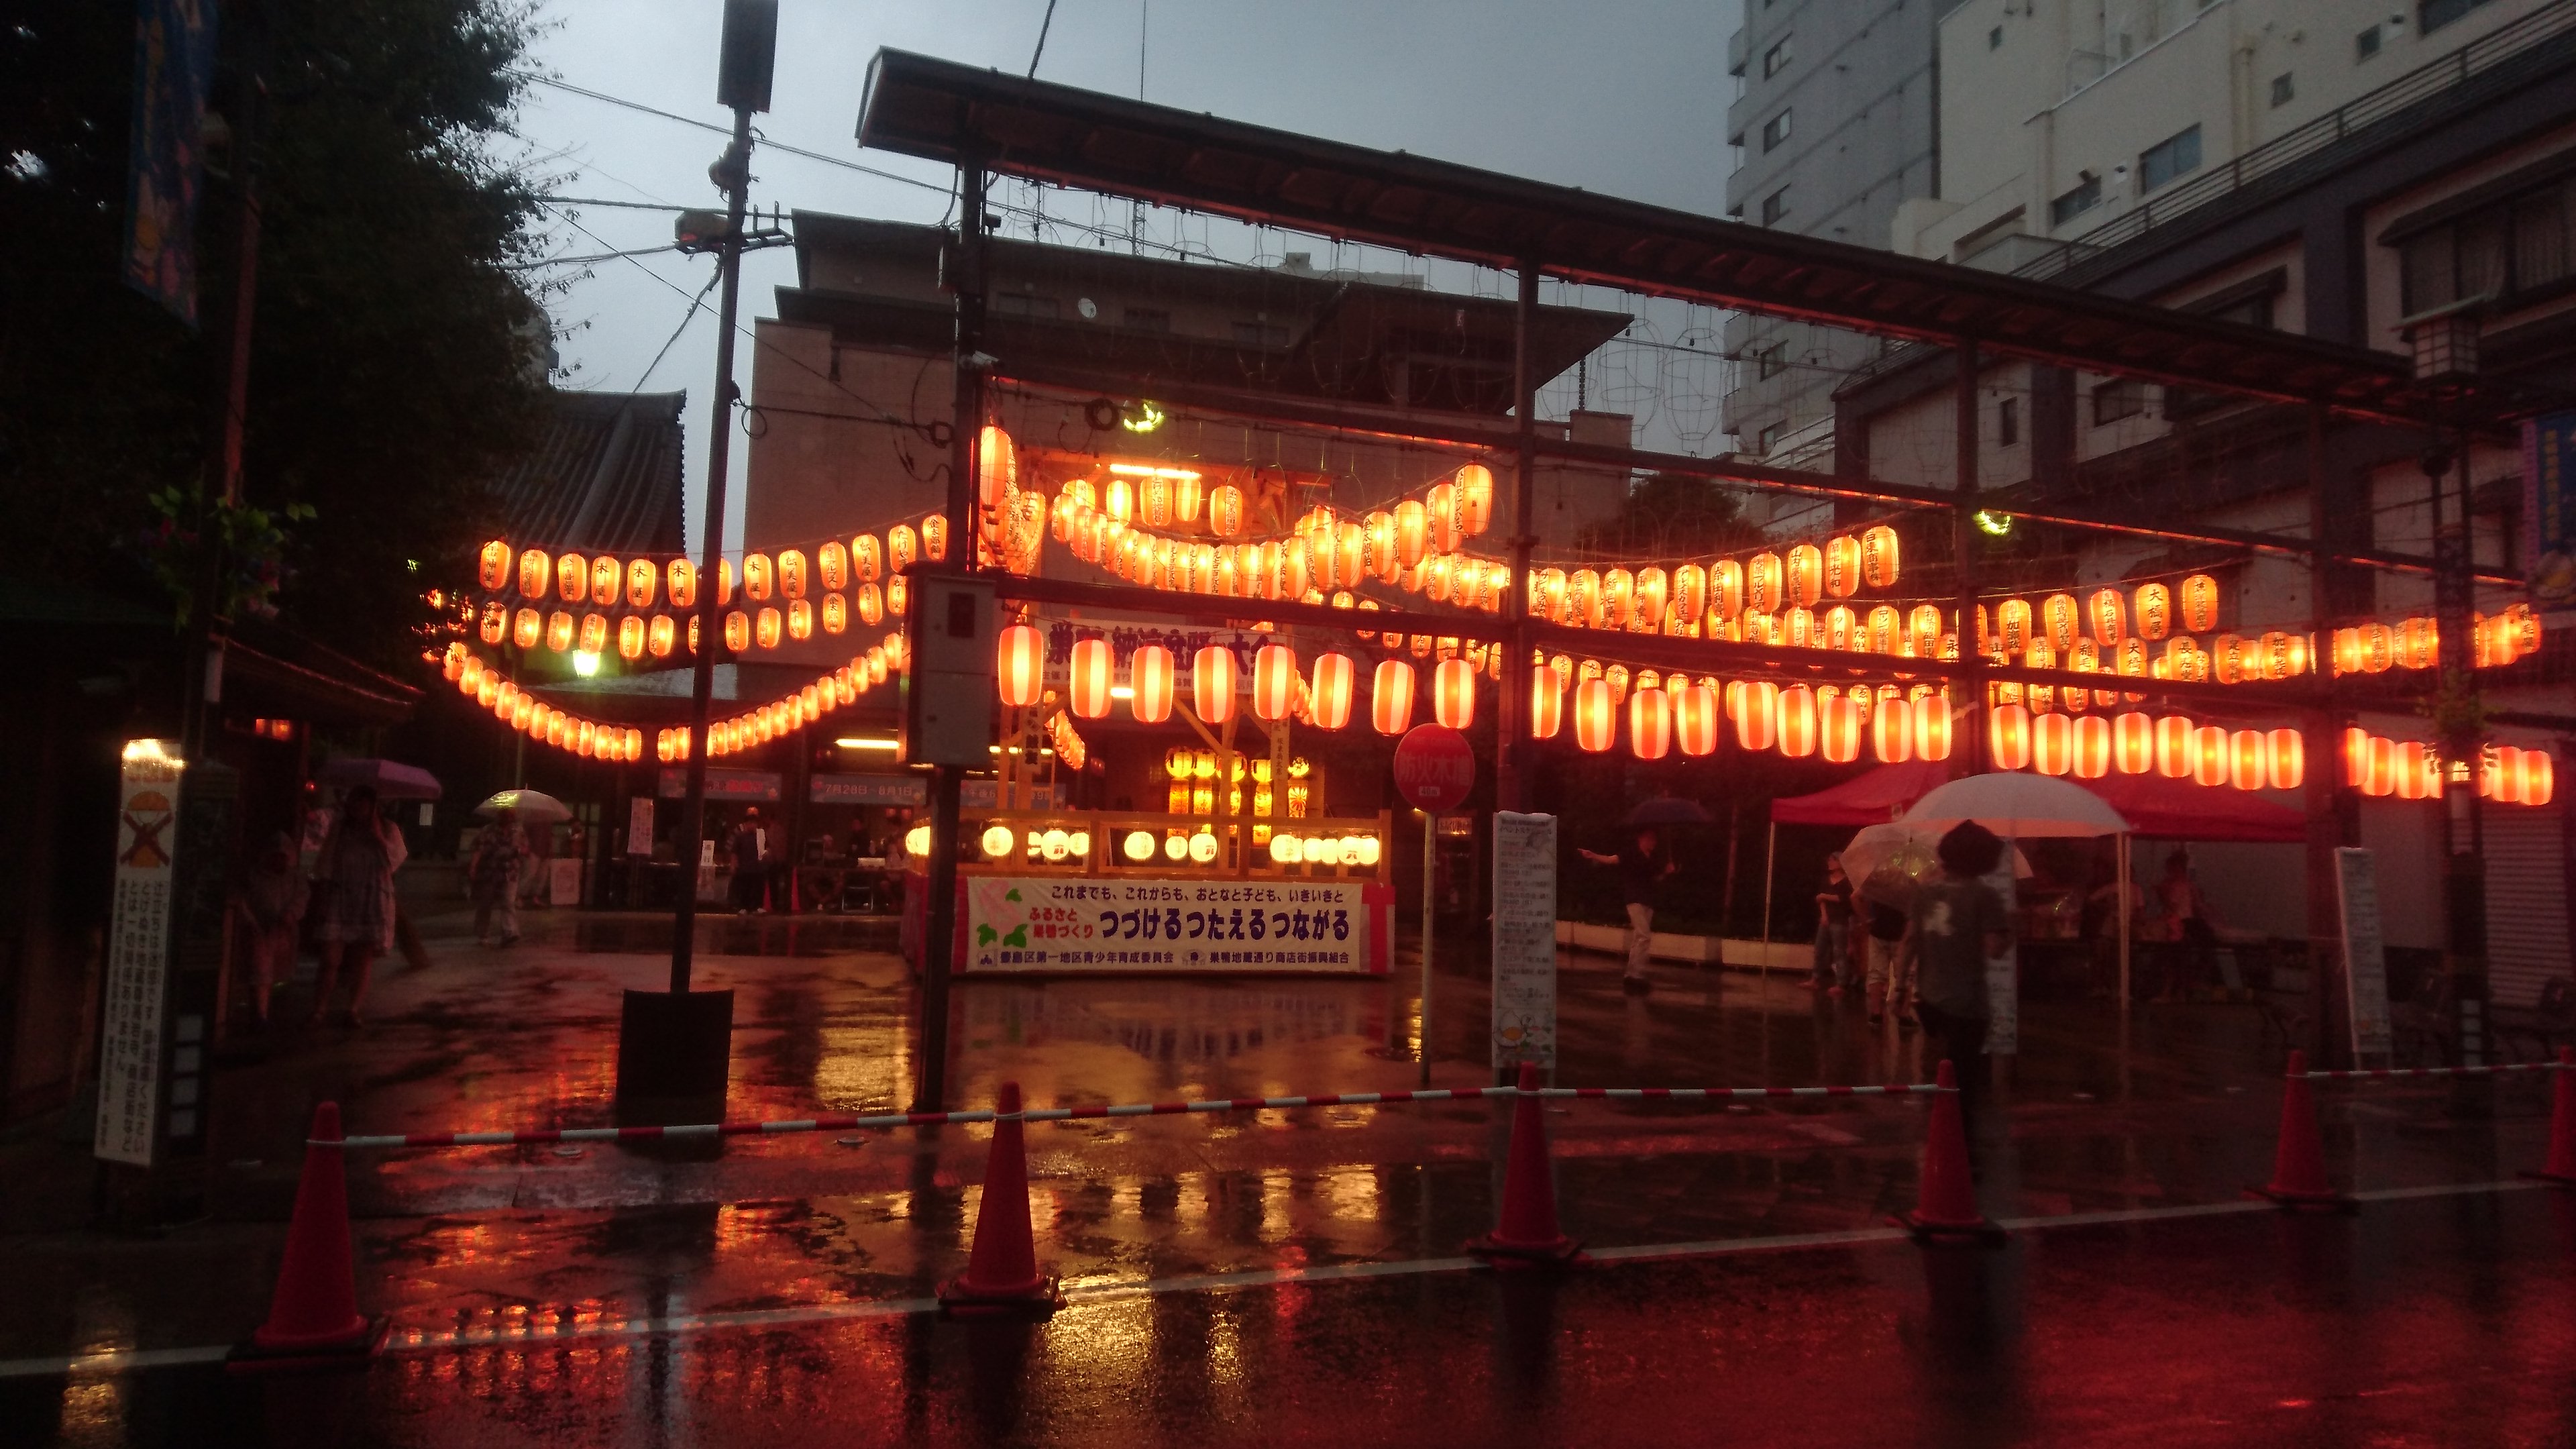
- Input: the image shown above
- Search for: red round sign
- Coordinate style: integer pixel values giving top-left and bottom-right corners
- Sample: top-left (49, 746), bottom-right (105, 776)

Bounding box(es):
top-left (1392, 724), bottom-right (1477, 811)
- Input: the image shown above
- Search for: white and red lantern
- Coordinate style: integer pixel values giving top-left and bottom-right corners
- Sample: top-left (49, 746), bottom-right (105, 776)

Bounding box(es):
top-left (1777, 685), bottom-right (1818, 759)
top-left (1130, 643), bottom-right (1175, 723)
top-left (2114, 712), bottom-right (2154, 774)
top-left (2155, 714), bottom-right (2196, 780)
top-left (1629, 687), bottom-right (1672, 760)
top-left (1372, 659), bottom-right (1415, 736)
top-left (1309, 653), bottom-right (1355, 731)
top-left (1252, 644), bottom-right (1299, 722)
top-left (1433, 658), bottom-right (1477, 729)
top-left (1194, 645), bottom-right (1238, 724)
top-left (1574, 678), bottom-right (1616, 753)
top-left (1989, 702), bottom-right (2033, 771)
top-left (1067, 638), bottom-right (1114, 718)
top-left (996, 623), bottom-right (1045, 707)
top-left (1529, 667), bottom-right (1564, 740)
top-left (1674, 684), bottom-right (1721, 757)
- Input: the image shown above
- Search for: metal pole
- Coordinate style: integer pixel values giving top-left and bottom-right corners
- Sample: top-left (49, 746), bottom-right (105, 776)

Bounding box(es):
top-left (1419, 808), bottom-right (1436, 1087)
top-left (666, 105), bottom-right (757, 996)
top-left (1953, 337), bottom-right (1986, 773)
top-left (1758, 818), bottom-right (1777, 969)
top-left (912, 154), bottom-right (989, 1114)
top-left (2304, 406), bottom-right (2346, 1065)
top-left (1497, 261), bottom-right (1540, 813)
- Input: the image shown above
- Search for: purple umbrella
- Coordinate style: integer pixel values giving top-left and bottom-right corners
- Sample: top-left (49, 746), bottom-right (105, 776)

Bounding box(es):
top-left (314, 758), bottom-right (443, 801)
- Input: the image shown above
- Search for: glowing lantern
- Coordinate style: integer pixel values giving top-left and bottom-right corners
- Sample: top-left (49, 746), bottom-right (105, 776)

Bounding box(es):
top-left (1574, 678), bottom-right (1617, 753)
top-left (1819, 692), bottom-right (1862, 764)
top-left (667, 559), bottom-right (698, 609)
top-left (975, 424), bottom-right (1015, 508)
top-left (647, 614), bottom-right (684, 661)
top-left (1855, 525), bottom-right (1899, 590)
top-left (754, 607), bottom-right (783, 650)
top-left (816, 541), bottom-right (848, 593)
top-left (2145, 714), bottom-right (2192, 779)
top-left (1456, 464), bottom-right (1495, 535)
top-left (773, 549), bottom-right (806, 600)
top-left (1674, 684), bottom-right (1719, 757)
top-left (1710, 559), bottom-right (1745, 619)
top-left (1872, 694), bottom-right (1913, 763)
top-left (1421, 482), bottom-right (1458, 555)
top-left (1822, 605), bottom-right (1857, 652)
top-left (1786, 607), bottom-right (1817, 650)
top-left (885, 575), bottom-right (908, 617)
top-left (618, 615), bottom-right (645, 661)
top-left (1253, 644), bottom-right (1299, 722)
top-left (2177, 573), bottom-right (2220, 633)
top-left (1822, 535), bottom-right (1863, 599)
top-left (820, 592), bottom-right (847, 635)
top-left (2341, 727), bottom-right (2374, 789)
top-left (1130, 643), bottom-right (1175, 722)
top-left (1309, 653), bottom-right (1355, 731)
top-left (1103, 479), bottom-right (1134, 525)
top-left (1173, 473), bottom-right (1203, 524)
top-left (2267, 728), bottom-right (2304, 790)
top-left (888, 525), bottom-right (918, 574)
top-left (920, 514), bottom-right (949, 564)
top-left (1625, 687), bottom-right (1672, 760)
top-left (1599, 568), bottom-right (1633, 629)
top-left (2221, 730), bottom-right (2262, 791)
top-left (1191, 645), bottom-right (1238, 724)
top-left (1902, 604), bottom-right (1941, 659)
top-left (1432, 658), bottom-right (1477, 729)
top-left (2131, 583), bottom-right (2171, 641)
top-left (1989, 702), bottom-right (2032, 770)
top-left (786, 600), bottom-right (813, 641)
top-left (1139, 476), bottom-right (1174, 529)
top-left (1785, 543), bottom-right (1824, 608)
top-left (1568, 570), bottom-right (1602, 628)
top-left (2042, 593), bottom-right (2080, 653)
top-left (989, 623), bottom-right (1045, 708)
top-left (1732, 680), bottom-right (1778, 751)
top-left (1748, 552), bottom-right (1783, 615)
top-left (2027, 711), bottom-right (2072, 775)
top-left (1209, 484), bottom-right (1246, 538)
top-left (1635, 568), bottom-right (1670, 629)
top-left (1067, 638), bottom-right (1114, 718)
top-left (1996, 598), bottom-right (2033, 655)
top-left (2096, 711), bottom-right (2147, 775)
top-left (1372, 659), bottom-right (1416, 735)
top-left (2192, 727), bottom-right (2232, 788)
top-left (743, 553), bottom-right (774, 602)
top-left (480, 540), bottom-right (514, 592)
top-left (851, 582), bottom-right (882, 627)
top-left (1777, 685), bottom-right (1819, 758)
top-left (2527, 750), bottom-right (2556, 806)
top-left (545, 610), bottom-right (576, 653)
top-left (517, 548), bottom-right (552, 600)
top-left (2065, 714), bottom-right (2109, 780)
top-left (1518, 665), bottom-right (1563, 740)
top-left (480, 602), bottom-right (508, 644)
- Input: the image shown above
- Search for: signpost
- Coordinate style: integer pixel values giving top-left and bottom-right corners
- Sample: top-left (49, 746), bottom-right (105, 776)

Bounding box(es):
top-left (1491, 811), bottom-right (1558, 1079)
top-left (2335, 846), bottom-right (2394, 1059)
top-left (1393, 725), bottom-right (1475, 1085)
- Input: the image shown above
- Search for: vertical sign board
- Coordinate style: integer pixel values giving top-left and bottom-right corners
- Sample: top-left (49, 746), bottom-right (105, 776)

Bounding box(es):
top-left (1981, 855), bottom-right (2020, 1057)
top-left (97, 741), bottom-right (184, 1167)
top-left (1491, 812), bottom-right (1558, 1073)
top-left (2523, 412), bottom-right (2576, 606)
top-left (627, 796), bottom-right (655, 856)
top-left (2335, 847), bottom-right (2395, 1057)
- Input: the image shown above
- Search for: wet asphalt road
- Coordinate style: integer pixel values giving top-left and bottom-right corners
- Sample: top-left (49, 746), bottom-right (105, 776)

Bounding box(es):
top-left (11, 1188), bottom-right (2572, 1448)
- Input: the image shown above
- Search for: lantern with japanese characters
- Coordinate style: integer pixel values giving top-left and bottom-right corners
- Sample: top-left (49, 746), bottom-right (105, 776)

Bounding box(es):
top-left (1746, 551), bottom-right (1782, 616)
top-left (480, 539), bottom-right (514, 592)
top-left (1823, 535), bottom-right (1863, 599)
top-left (2041, 592), bottom-right (2080, 653)
top-left (1456, 464), bottom-right (1495, 535)
top-left (2135, 582), bottom-right (2172, 641)
top-left (1634, 568), bottom-right (1670, 629)
top-left (1785, 543), bottom-right (1823, 609)
top-left (741, 552), bottom-right (773, 603)
top-left (1708, 559), bottom-right (1745, 621)
top-left (518, 548), bottom-right (552, 600)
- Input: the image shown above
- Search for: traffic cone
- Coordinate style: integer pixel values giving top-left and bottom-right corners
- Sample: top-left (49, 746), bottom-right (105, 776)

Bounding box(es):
top-left (1466, 1063), bottom-right (1583, 1266)
top-left (2523, 1046), bottom-right (2576, 1187)
top-left (1895, 1060), bottom-right (2003, 1243)
top-left (228, 1102), bottom-right (383, 1372)
top-left (938, 1081), bottom-right (1062, 1317)
top-left (2250, 1051), bottom-right (2355, 1210)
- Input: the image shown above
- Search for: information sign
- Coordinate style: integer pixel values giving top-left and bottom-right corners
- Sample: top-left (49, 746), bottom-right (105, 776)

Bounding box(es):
top-left (1491, 812), bottom-right (1558, 1071)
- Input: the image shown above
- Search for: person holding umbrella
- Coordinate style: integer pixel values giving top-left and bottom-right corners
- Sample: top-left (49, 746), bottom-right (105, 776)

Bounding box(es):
top-left (1582, 799), bottom-right (1699, 994)
top-left (468, 806), bottom-right (529, 947)
top-left (1894, 820), bottom-right (2012, 1112)
top-left (308, 785), bottom-right (407, 1028)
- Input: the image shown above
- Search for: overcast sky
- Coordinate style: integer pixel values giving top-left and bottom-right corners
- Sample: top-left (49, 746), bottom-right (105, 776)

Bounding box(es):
top-left (515, 0), bottom-right (1743, 549)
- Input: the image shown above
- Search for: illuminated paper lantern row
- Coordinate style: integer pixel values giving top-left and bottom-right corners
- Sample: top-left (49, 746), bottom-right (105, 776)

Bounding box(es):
top-left (2340, 728), bottom-right (2555, 805)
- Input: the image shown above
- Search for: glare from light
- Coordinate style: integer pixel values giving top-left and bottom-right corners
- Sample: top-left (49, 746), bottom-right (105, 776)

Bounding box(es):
top-left (836, 737), bottom-right (901, 751)
top-left (1123, 830), bottom-right (1157, 863)
top-left (1187, 832), bottom-right (1219, 865)
top-left (1269, 833), bottom-right (1303, 865)
top-left (903, 824), bottom-right (932, 857)
top-left (1163, 833), bottom-right (1189, 863)
top-left (980, 824), bottom-right (1014, 858)
top-left (572, 650), bottom-right (602, 678)
top-left (1068, 830), bottom-right (1091, 858)
top-left (1040, 828), bottom-right (1070, 862)
top-left (1355, 836), bottom-right (1383, 867)
top-left (1974, 510), bottom-right (2015, 537)
top-left (1110, 685), bottom-right (1135, 700)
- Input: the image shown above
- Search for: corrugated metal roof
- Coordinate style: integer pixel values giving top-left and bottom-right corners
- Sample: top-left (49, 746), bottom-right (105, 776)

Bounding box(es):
top-left (492, 390), bottom-right (690, 554)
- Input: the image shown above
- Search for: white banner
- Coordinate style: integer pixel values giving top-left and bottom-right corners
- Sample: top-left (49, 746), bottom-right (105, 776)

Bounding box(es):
top-left (961, 874), bottom-right (1389, 973)
top-left (1491, 812), bottom-right (1558, 1071)
top-left (97, 743), bottom-right (184, 1167)
top-left (2336, 847), bottom-right (2394, 1058)
top-left (1982, 855), bottom-right (2019, 1057)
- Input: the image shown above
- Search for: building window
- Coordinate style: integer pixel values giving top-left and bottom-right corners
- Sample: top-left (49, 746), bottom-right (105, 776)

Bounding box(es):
top-left (2397, 174), bottom-right (2575, 315)
top-left (1761, 109), bottom-right (1792, 152)
top-left (1121, 307), bottom-right (1171, 333)
top-left (2356, 24), bottom-right (2382, 59)
top-left (994, 293), bottom-right (1061, 319)
top-left (1763, 35), bottom-right (1791, 76)
top-left (1755, 341), bottom-right (1788, 380)
top-left (1232, 321), bottom-right (1289, 349)
top-left (2138, 125), bottom-right (2202, 193)
top-left (2049, 174), bottom-right (2102, 227)
top-left (1988, 25), bottom-right (2003, 49)
top-left (1998, 397), bottom-right (2020, 447)
top-left (2269, 72), bottom-right (2294, 108)
top-left (2092, 378), bottom-right (2148, 426)
top-left (1762, 186), bottom-right (1790, 225)
top-left (2419, 0), bottom-right (2495, 34)
top-left (1756, 422), bottom-right (1782, 453)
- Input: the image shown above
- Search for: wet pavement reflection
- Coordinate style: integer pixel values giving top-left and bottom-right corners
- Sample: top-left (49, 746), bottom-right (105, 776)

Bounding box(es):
top-left (1, 904), bottom-right (2566, 1446)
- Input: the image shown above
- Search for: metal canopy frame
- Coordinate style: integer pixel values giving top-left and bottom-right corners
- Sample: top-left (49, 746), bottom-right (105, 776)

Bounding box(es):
top-left (855, 48), bottom-right (2502, 429)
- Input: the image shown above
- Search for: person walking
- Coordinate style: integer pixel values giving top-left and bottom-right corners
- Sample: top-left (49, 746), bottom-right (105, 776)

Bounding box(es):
top-left (1579, 826), bottom-right (1672, 994)
top-left (468, 807), bottom-right (529, 947)
top-left (1862, 895), bottom-right (1912, 1028)
top-left (1895, 822), bottom-right (2010, 1113)
top-left (1811, 853), bottom-right (1856, 996)
top-left (728, 808), bottom-right (769, 914)
top-left (309, 786), bottom-right (407, 1028)
top-left (229, 833), bottom-right (307, 1030)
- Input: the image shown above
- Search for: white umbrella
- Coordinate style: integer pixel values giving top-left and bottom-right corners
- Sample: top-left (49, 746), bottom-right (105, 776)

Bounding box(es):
top-left (474, 788), bottom-right (572, 824)
top-left (1843, 821), bottom-right (2033, 911)
top-left (1900, 772), bottom-right (2129, 838)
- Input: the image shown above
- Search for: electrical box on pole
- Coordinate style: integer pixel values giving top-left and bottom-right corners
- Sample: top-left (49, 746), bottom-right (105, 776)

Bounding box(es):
top-left (716, 0), bottom-right (778, 113)
top-left (902, 574), bottom-right (998, 766)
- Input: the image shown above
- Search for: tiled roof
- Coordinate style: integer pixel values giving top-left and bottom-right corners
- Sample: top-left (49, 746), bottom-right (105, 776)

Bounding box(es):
top-left (493, 390), bottom-right (690, 554)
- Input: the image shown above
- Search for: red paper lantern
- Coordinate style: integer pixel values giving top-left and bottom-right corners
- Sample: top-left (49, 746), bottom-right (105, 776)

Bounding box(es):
top-left (1988, 702), bottom-right (2032, 770)
top-left (1777, 685), bottom-right (1819, 759)
top-left (2031, 711), bottom-right (2072, 776)
top-left (1913, 694), bottom-right (1953, 761)
top-left (2393, 740), bottom-right (2429, 800)
top-left (2071, 714), bottom-right (2111, 779)
top-left (1574, 678), bottom-right (1616, 753)
top-left (1195, 645), bottom-right (1238, 724)
top-left (2112, 712), bottom-right (2153, 774)
top-left (1629, 687), bottom-right (1672, 761)
top-left (1068, 637), bottom-right (1114, 718)
top-left (1529, 667), bottom-right (1563, 741)
top-left (2193, 726), bottom-right (2232, 788)
top-left (1731, 680), bottom-right (1778, 752)
top-left (1433, 658), bottom-right (1477, 729)
top-left (1674, 684), bottom-right (1720, 757)
top-left (1819, 692), bottom-right (1862, 764)
top-left (2342, 727), bottom-right (2373, 788)
top-left (2155, 714), bottom-right (2196, 780)
top-left (2227, 730), bottom-right (2265, 791)
top-left (1372, 659), bottom-right (1415, 735)
top-left (1251, 644), bottom-right (1299, 722)
top-left (1309, 653), bottom-right (1355, 730)
top-left (1872, 695), bottom-right (1913, 763)
top-left (2267, 728), bottom-right (2304, 790)
top-left (1130, 643), bottom-right (1175, 723)
top-left (2526, 749), bottom-right (2556, 806)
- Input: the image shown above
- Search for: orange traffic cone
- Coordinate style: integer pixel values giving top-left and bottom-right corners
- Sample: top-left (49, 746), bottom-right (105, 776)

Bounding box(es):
top-left (1895, 1060), bottom-right (2003, 1243)
top-left (229, 1102), bottom-right (383, 1372)
top-left (2250, 1051), bottom-right (2355, 1210)
top-left (938, 1081), bottom-right (1063, 1317)
top-left (1466, 1063), bottom-right (1583, 1266)
top-left (2523, 1046), bottom-right (2575, 1187)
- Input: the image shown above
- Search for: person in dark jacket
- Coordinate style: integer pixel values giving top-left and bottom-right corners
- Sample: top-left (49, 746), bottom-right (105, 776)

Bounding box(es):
top-left (1896, 822), bottom-right (2011, 1111)
top-left (1580, 828), bottom-right (1672, 994)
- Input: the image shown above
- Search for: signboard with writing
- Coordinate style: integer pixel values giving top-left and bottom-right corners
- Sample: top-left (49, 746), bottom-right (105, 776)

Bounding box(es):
top-left (1982, 858), bottom-right (2019, 1057)
top-left (627, 796), bottom-right (655, 855)
top-left (2524, 412), bottom-right (2576, 606)
top-left (2335, 847), bottom-right (2394, 1057)
top-left (658, 767), bottom-right (782, 802)
top-left (963, 780), bottom-right (1054, 810)
top-left (97, 743), bottom-right (184, 1167)
top-left (961, 875), bottom-right (1388, 974)
top-left (811, 772), bottom-right (928, 806)
top-left (1393, 726), bottom-right (1476, 810)
top-left (1490, 812), bottom-right (1558, 1071)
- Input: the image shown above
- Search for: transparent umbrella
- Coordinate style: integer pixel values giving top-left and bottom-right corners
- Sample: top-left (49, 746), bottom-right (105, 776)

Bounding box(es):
top-left (1843, 821), bottom-right (2033, 912)
top-left (474, 788), bottom-right (572, 824)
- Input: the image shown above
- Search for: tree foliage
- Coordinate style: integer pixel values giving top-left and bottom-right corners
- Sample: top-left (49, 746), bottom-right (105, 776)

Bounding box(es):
top-left (0, 0), bottom-right (551, 664)
top-left (1570, 470), bottom-right (1766, 561)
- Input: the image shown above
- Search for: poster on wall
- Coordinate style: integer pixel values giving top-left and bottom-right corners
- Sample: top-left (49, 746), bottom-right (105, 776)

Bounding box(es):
top-left (1490, 812), bottom-right (1558, 1073)
top-left (961, 875), bottom-right (1389, 973)
top-left (96, 741), bottom-right (184, 1167)
top-left (2524, 411), bottom-right (2576, 606)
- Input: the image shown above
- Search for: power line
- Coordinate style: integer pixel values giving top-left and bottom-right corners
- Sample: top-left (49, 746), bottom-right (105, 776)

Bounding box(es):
top-left (513, 71), bottom-right (949, 197)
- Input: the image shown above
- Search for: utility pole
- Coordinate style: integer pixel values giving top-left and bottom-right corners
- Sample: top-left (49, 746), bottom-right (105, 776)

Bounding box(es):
top-left (1953, 337), bottom-right (1985, 773)
top-left (2426, 437), bottom-right (2491, 1079)
top-left (1496, 260), bottom-right (1539, 813)
top-left (614, 0), bottom-right (775, 1129)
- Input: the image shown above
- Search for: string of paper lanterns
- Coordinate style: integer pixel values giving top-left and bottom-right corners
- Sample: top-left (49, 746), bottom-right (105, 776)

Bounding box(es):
top-left (441, 643), bottom-right (646, 762)
top-left (2338, 727), bottom-right (2556, 804)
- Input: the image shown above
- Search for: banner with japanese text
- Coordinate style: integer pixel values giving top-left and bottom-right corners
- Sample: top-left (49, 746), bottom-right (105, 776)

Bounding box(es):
top-left (96, 743), bottom-right (184, 1166)
top-left (962, 875), bottom-right (1389, 973)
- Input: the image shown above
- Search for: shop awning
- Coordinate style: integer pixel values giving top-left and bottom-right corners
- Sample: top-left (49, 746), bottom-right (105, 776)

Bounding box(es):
top-left (1772, 761), bottom-right (2306, 842)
